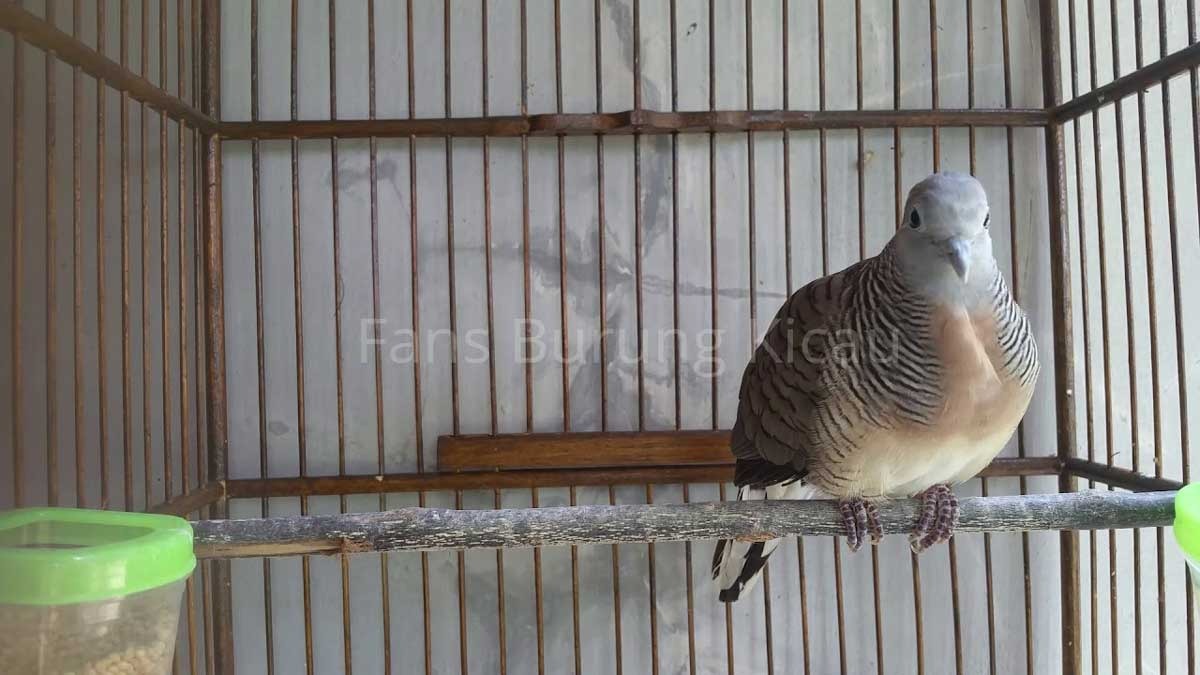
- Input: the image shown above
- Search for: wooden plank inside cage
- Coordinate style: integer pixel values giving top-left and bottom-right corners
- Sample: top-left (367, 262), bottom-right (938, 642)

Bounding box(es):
top-left (437, 430), bottom-right (734, 471)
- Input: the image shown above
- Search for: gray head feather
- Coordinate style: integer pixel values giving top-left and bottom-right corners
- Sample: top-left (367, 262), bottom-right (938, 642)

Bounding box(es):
top-left (891, 171), bottom-right (997, 307)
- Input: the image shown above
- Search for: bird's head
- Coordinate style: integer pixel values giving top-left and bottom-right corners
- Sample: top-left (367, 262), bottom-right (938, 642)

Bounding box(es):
top-left (892, 171), bottom-right (996, 303)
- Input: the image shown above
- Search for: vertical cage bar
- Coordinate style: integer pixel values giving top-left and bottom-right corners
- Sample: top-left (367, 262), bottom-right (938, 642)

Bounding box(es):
top-left (1081, 2), bottom-right (1122, 668)
top-left (743, 2), bottom-right (776, 672)
top-left (158, 0), bottom-right (173, 505)
top-left (520, 0), bottom-right (533, 434)
top-left (202, 552), bottom-right (214, 675)
top-left (248, 0), bottom-right (277, 669)
top-left (929, 0), bottom-right (940, 163)
top-left (1187, 0), bottom-right (1199, 668)
top-left (707, 4), bottom-right (732, 672)
top-left (782, 0), bottom-right (792, 291)
top-left (630, 3), bottom-right (660, 673)
top-left (438, 3), bottom-right (469, 672)
top-left (718, 482), bottom-right (733, 675)
top-left (285, 1), bottom-right (317, 670)
top-left (72, 0), bottom-right (85, 508)
top-left (324, 3), bottom-right (356, 671)
top-left (1154, 0), bottom-right (1194, 668)
top-left (592, 4), bottom-right (619, 672)
top-left (667, 3), bottom-right (697, 672)
top-left (363, 1), bottom-right (395, 671)
top-left (121, 0), bottom-right (134, 513)
top-left (140, 0), bottom-right (153, 511)
top-left (795, 519), bottom-right (812, 675)
top-left (595, 0), bottom-right (608, 435)
top-left (1039, 2), bottom-right (1082, 673)
top-left (178, 0), bottom-right (192, 503)
top-left (784, 21), bottom-right (812, 675)
top-left (965, 4), bottom-right (1000, 671)
top-left (943, 1), bottom-right (967, 670)
top-left (199, 0), bottom-right (234, 672)
top-left (1064, 2), bottom-right (1101, 669)
top-left (852, 1), bottom-right (886, 670)
top-left (646, 483), bottom-right (661, 675)
top-left (1105, 1), bottom-right (1148, 670)
top-left (481, 0), bottom-right (497, 442)
top-left (554, 0), bottom-right (570, 437)
top-left (455, 489), bottom-right (468, 675)
top-left (633, 1), bottom-right (645, 434)
top-left (192, 0), bottom-right (205, 484)
top-left (402, 1), bottom-right (434, 671)
top-left (549, 3), bottom-right (582, 672)
top-left (478, 2), bottom-right (506, 672)
top-left (97, 0), bottom-right (111, 512)
top-left (744, 0), bottom-right (756, 358)
top-left (912, 13), bottom-right (933, 675)
top-left (532, 488), bottom-right (546, 675)
top-left (9, 0), bottom-right (23, 510)
top-left (568, 486), bottom-right (582, 675)
top-left (1130, 5), bottom-right (1166, 671)
top-left (442, 1), bottom-right (460, 441)
top-left (45, 0), bottom-right (59, 507)
top-left (175, 0), bottom-right (199, 668)
top-left (815, 3), bottom-right (850, 668)
top-left (998, 2), bottom-right (1038, 671)
top-left (516, 1), bottom-right (545, 671)
top-left (930, 2), bottom-right (967, 670)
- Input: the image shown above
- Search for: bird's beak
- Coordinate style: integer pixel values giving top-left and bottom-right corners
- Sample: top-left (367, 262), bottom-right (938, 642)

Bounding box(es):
top-left (945, 237), bottom-right (971, 282)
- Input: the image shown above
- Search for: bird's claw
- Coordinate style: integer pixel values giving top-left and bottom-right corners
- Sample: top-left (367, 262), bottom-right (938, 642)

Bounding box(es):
top-left (839, 497), bottom-right (883, 552)
top-left (910, 484), bottom-right (959, 553)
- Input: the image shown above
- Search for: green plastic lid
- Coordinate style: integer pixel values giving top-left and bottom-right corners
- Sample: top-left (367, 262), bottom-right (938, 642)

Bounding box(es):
top-left (0, 508), bottom-right (195, 606)
top-left (1174, 485), bottom-right (1200, 566)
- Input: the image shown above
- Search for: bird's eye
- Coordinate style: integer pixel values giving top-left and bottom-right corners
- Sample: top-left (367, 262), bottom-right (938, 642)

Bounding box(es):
top-left (983, 213), bottom-right (990, 229)
top-left (909, 209), bottom-right (921, 228)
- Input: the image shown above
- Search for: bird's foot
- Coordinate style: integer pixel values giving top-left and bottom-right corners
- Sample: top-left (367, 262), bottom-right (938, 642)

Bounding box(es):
top-left (910, 484), bottom-right (959, 553)
top-left (839, 497), bottom-right (883, 552)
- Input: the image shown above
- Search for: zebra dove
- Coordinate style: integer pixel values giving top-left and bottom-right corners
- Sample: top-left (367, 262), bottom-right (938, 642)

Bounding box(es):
top-left (713, 171), bottom-right (1039, 603)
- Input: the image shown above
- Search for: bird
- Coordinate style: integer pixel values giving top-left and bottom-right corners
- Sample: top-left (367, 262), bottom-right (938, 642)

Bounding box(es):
top-left (712, 171), bottom-right (1039, 603)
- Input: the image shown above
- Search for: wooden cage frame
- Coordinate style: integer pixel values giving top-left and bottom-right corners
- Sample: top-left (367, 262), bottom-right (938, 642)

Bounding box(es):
top-left (4, 1), bottom-right (1200, 673)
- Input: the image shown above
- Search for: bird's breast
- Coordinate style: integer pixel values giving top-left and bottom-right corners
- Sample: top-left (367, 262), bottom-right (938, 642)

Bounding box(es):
top-left (934, 306), bottom-right (1008, 415)
top-left (816, 304), bottom-right (1035, 498)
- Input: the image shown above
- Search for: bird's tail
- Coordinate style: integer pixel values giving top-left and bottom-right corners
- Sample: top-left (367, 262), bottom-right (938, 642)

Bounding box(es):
top-left (712, 480), bottom-right (820, 602)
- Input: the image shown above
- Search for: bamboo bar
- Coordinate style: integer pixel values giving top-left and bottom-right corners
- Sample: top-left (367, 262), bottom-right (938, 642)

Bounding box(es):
top-left (1053, 41), bottom-right (1200, 122)
top-left (218, 108), bottom-right (1050, 140)
top-left (1065, 458), bottom-right (1185, 493)
top-left (1040, 0), bottom-right (1083, 672)
top-left (0, 2), bottom-right (218, 133)
top-left (197, 0), bottom-right (234, 671)
top-left (192, 490), bottom-right (1178, 559)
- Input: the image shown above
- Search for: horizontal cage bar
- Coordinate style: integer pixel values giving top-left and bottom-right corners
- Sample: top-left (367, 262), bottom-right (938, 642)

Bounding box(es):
top-left (218, 108), bottom-right (1051, 140)
top-left (0, 2), bottom-right (218, 133)
top-left (1053, 40), bottom-right (1200, 122)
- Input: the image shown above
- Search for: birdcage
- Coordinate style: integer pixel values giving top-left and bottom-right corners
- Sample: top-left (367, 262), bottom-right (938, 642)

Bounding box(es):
top-left (1, 0), bottom-right (1198, 673)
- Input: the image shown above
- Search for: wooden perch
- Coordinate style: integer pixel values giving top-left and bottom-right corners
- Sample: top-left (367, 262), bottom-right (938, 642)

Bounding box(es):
top-left (191, 490), bottom-right (1177, 559)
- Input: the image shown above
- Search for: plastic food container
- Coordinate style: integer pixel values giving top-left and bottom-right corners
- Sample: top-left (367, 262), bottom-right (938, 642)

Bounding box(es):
top-left (0, 508), bottom-right (195, 675)
top-left (1175, 484), bottom-right (1200, 589)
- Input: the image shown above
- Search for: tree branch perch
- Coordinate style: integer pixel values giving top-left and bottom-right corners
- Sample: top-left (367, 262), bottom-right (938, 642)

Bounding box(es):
top-left (191, 490), bottom-right (1177, 559)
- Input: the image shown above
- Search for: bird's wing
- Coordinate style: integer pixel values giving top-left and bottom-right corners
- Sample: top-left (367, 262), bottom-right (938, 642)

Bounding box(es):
top-left (731, 260), bottom-right (866, 487)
